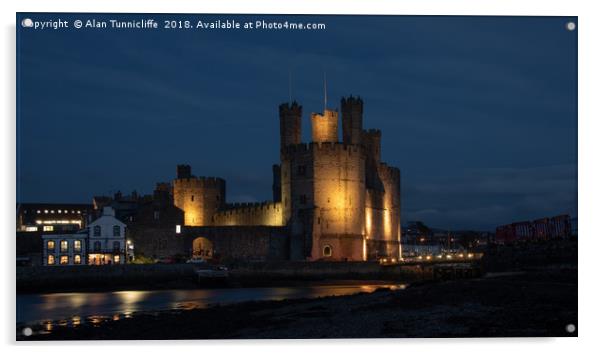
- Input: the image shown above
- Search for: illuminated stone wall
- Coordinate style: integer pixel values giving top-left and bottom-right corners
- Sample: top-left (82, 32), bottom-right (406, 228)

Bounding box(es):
top-left (312, 143), bottom-right (365, 237)
top-left (284, 143), bottom-right (366, 261)
top-left (212, 202), bottom-right (284, 226)
top-left (365, 188), bottom-right (386, 258)
top-left (172, 177), bottom-right (225, 226)
top-left (183, 226), bottom-right (289, 261)
top-left (373, 163), bottom-right (401, 258)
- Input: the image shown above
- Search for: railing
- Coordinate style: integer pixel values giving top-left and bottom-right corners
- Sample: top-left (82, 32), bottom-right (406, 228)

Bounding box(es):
top-left (379, 252), bottom-right (484, 266)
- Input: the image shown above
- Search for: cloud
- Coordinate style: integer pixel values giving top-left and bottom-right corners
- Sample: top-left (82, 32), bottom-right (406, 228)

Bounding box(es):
top-left (403, 164), bottom-right (577, 230)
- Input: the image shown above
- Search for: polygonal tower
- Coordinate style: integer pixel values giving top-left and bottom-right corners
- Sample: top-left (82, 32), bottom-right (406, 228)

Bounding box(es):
top-left (311, 109), bottom-right (338, 143)
top-left (172, 165), bottom-right (225, 226)
top-left (279, 102), bottom-right (302, 226)
top-left (279, 102), bottom-right (302, 150)
top-left (341, 96), bottom-right (363, 145)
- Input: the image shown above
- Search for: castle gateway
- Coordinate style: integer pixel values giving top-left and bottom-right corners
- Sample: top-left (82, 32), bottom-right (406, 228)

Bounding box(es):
top-left (170, 96), bottom-right (401, 262)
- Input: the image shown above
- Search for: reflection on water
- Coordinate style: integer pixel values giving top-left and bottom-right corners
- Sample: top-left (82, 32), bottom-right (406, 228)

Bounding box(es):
top-left (17, 283), bottom-right (405, 331)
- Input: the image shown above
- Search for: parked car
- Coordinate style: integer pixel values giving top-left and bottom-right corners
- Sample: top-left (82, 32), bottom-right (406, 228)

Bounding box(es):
top-left (155, 256), bottom-right (177, 264)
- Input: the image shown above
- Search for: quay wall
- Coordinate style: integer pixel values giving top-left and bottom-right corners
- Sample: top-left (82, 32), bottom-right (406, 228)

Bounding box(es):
top-left (16, 262), bottom-right (434, 293)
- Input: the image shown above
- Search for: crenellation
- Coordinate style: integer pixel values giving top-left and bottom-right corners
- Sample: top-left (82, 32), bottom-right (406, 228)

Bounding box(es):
top-left (212, 201), bottom-right (283, 226)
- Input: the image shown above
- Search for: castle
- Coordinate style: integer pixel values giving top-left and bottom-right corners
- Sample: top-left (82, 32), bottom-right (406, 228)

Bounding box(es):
top-left (171, 96), bottom-right (401, 261)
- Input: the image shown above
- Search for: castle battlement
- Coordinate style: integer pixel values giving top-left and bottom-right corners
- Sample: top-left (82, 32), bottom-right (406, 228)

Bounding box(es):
top-left (223, 201), bottom-right (281, 211)
top-left (279, 101), bottom-right (302, 115)
top-left (364, 129), bottom-right (381, 136)
top-left (377, 163), bottom-right (401, 181)
top-left (341, 95), bottom-right (363, 112)
top-left (212, 201), bottom-right (283, 226)
top-left (283, 142), bottom-right (365, 155)
top-left (173, 176), bottom-right (225, 188)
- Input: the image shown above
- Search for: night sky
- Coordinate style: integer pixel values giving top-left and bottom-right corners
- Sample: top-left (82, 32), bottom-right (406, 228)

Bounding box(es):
top-left (16, 14), bottom-right (577, 231)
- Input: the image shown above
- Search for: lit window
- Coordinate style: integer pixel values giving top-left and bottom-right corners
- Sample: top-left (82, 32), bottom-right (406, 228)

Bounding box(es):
top-left (60, 240), bottom-right (69, 252)
top-left (176, 225), bottom-right (181, 234)
top-left (60, 255), bottom-right (69, 265)
top-left (113, 225), bottom-right (121, 237)
top-left (47, 240), bottom-right (55, 251)
top-left (74, 254), bottom-right (81, 265)
top-left (323, 245), bottom-right (332, 257)
top-left (43, 225), bottom-right (54, 232)
top-left (25, 226), bottom-right (38, 232)
top-left (94, 225), bottom-right (101, 236)
top-left (113, 255), bottom-right (120, 264)
top-left (47, 254), bottom-right (55, 265)
top-left (74, 240), bottom-right (82, 252)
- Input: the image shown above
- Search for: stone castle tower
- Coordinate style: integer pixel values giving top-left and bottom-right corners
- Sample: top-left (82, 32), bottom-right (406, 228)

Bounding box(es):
top-left (172, 96), bottom-right (401, 261)
top-left (279, 96), bottom-right (401, 261)
top-left (172, 164), bottom-right (225, 226)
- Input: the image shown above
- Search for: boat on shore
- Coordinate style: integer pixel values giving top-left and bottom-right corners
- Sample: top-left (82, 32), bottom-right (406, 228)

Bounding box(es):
top-left (195, 265), bottom-right (229, 286)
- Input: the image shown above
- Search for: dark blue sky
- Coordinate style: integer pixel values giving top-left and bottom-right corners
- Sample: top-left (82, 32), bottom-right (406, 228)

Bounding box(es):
top-left (16, 14), bottom-right (577, 231)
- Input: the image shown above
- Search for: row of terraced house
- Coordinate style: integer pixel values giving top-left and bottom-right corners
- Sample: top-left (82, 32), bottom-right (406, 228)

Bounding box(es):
top-left (495, 214), bottom-right (575, 244)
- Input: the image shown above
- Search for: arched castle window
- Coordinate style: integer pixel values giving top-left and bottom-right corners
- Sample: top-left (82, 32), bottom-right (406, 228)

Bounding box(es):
top-left (323, 245), bottom-right (332, 257)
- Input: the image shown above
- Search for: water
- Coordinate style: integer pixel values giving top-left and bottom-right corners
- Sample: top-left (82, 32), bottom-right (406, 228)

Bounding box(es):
top-left (17, 283), bottom-right (405, 329)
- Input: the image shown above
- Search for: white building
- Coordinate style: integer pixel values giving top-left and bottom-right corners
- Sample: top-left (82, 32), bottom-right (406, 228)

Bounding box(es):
top-left (87, 206), bottom-right (127, 265)
top-left (41, 206), bottom-right (127, 266)
top-left (42, 231), bottom-right (88, 266)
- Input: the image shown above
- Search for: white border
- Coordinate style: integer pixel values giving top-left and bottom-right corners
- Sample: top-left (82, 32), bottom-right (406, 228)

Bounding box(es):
top-left (2, 0), bottom-right (600, 353)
